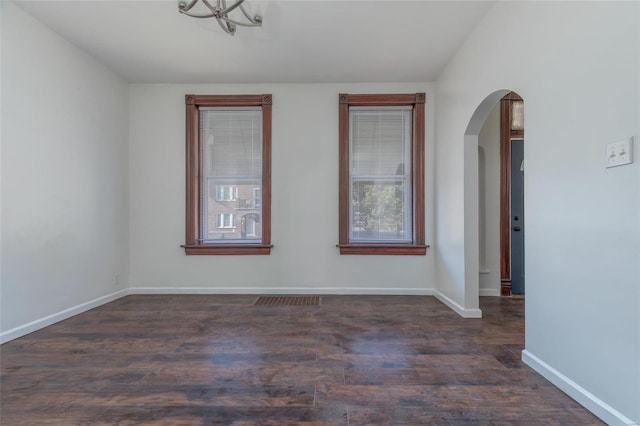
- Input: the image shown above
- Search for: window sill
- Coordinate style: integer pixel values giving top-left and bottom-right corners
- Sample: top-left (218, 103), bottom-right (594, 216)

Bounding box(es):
top-left (337, 244), bottom-right (428, 255)
top-left (182, 244), bottom-right (272, 255)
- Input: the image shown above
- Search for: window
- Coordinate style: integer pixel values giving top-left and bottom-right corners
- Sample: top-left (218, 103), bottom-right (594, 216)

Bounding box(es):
top-left (216, 213), bottom-right (235, 229)
top-left (338, 93), bottom-right (427, 255)
top-left (216, 185), bottom-right (238, 201)
top-left (182, 94), bottom-right (272, 255)
top-left (253, 188), bottom-right (262, 208)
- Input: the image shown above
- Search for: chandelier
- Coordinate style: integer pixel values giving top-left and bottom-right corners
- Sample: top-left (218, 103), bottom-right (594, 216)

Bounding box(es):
top-left (178, 0), bottom-right (262, 36)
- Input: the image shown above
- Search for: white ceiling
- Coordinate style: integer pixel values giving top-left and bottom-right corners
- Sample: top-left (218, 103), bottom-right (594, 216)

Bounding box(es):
top-left (15, 0), bottom-right (496, 84)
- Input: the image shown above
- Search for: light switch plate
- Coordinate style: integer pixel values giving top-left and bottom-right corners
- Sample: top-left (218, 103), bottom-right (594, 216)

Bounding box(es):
top-left (606, 137), bottom-right (633, 168)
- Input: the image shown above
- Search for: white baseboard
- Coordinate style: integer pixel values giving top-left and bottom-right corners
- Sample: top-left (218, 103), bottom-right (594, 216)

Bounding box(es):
top-left (0, 289), bottom-right (129, 344)
top-left (1, 287), bottom-right (480, 345)
top-left (433, 290), bottom-right (482, 318)
top-left (522, 350), bottom-right (638, 426)
top-left (479, 288), bottom-right (501, 297)
top-left (129, 286), bottom-right (434, 296)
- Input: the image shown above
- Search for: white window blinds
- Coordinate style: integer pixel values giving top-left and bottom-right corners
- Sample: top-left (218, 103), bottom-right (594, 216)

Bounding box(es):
top-left (202, 108), bottom-right (262, 178)
top-left (200, 107), bottom-right (262, 242)
top-left (349, 107), bottom-right (412, 242)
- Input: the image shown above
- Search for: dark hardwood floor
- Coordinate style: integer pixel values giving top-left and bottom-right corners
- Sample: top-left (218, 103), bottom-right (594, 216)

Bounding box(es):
top-left (1, 295), bottom-right (602, 425)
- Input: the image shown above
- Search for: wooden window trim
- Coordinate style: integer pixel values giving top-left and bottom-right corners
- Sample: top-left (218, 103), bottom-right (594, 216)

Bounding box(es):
top-left (338, 93), bottom-right (428, 255)
top-left (182, 94), bottom-right (272, 255)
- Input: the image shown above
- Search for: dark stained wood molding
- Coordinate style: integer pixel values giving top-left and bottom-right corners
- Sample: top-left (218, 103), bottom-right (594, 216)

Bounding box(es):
top-left (183, 94), bottom-right (272, 255)
top-left (182, 244), bottom-right (273, 255)
top-left (185, 95), bottom-right (199, 249)
top-left (190, 94), bottom-right (268, 106)
top-left (338, 93), bottom-right (427, 255)
top-left (500, 92), bottom-right (525, 296)
top-left (337, 244), bottom-right (428, 255)
top-left (413, 99), bottom-right (426, 247)
top-left (501, 92), bottom-right (522, 101)
top-left (338, 96), bottom-right (350, 247)
top-left (261, 100), bottom-right (272, 248)
top-left (342, 93), bottom-right (422, 106)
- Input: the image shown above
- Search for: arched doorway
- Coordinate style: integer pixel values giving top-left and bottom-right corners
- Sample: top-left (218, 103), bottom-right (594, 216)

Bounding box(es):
top-left (464, 90), bottom-right (525, 308)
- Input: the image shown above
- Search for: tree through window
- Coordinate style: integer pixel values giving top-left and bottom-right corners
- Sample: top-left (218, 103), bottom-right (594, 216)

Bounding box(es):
top-left (338, 93), bottom-right (427, 255)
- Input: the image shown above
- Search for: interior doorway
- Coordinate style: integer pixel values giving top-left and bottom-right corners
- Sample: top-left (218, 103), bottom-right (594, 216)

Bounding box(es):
top-left (499, 93), bottom-right (525, 296)
top-left (510, 139), bottom-right (525, 294)
top-left (463, 90), bottom-right (525, 314)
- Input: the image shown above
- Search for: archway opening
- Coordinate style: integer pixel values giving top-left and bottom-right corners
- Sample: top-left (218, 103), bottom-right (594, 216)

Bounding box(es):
top-left (463, 90), bottom-right (525, 310)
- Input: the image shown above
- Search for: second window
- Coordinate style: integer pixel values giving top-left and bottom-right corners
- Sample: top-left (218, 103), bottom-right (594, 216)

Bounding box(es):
top-left (338, 93), bottom-right (427, 255)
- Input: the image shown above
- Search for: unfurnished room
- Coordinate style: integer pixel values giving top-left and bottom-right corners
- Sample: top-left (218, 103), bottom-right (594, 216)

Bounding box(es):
top-left (1, 1), bottom-right (639, 424)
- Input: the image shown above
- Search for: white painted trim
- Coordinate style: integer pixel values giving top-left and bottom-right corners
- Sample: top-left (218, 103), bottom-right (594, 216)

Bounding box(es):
top-left (434, 290), bottom-right (482, 318)
top-left (479, 288), bottom-right (501, 297)
top-left (1, 286), bottom-right (488, 345)
top-left (129, 287), bottom-right (434, 296)
top-left (0, 289), bottom-right (129, 344)
top-left (522, 350), bottom-right (638, 426)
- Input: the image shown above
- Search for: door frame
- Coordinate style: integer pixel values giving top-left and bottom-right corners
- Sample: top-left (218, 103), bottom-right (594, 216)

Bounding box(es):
top-left (499, 92), bottom-right (524, 296)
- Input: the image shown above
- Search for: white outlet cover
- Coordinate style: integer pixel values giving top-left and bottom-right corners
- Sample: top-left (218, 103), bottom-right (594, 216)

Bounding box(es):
top-left (606, 137), bottom-right (633, 168)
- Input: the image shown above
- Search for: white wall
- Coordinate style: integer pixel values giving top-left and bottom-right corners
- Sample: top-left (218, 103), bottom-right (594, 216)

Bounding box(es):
top-left (129, 83), bottom-right (435, 293)
top-left (0, 3), bottom-right (129, 339)
top-left (435, 1), bottom-right (639, 424)
top-left (477, 104), bottom-right (500, 295)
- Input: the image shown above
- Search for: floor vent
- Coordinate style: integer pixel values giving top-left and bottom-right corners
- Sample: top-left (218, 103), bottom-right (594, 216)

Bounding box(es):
top-left (254, 296), bottom-right (321, 306)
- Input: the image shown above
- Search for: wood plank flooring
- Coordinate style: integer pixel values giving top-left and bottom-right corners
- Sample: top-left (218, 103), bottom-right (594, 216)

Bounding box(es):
top-left (1, 295), bottom-right (602, 425)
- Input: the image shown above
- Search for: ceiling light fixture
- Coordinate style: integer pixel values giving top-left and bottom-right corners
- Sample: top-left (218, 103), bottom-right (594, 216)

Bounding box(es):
top-left (178, 0), bottom-right (262, 36)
